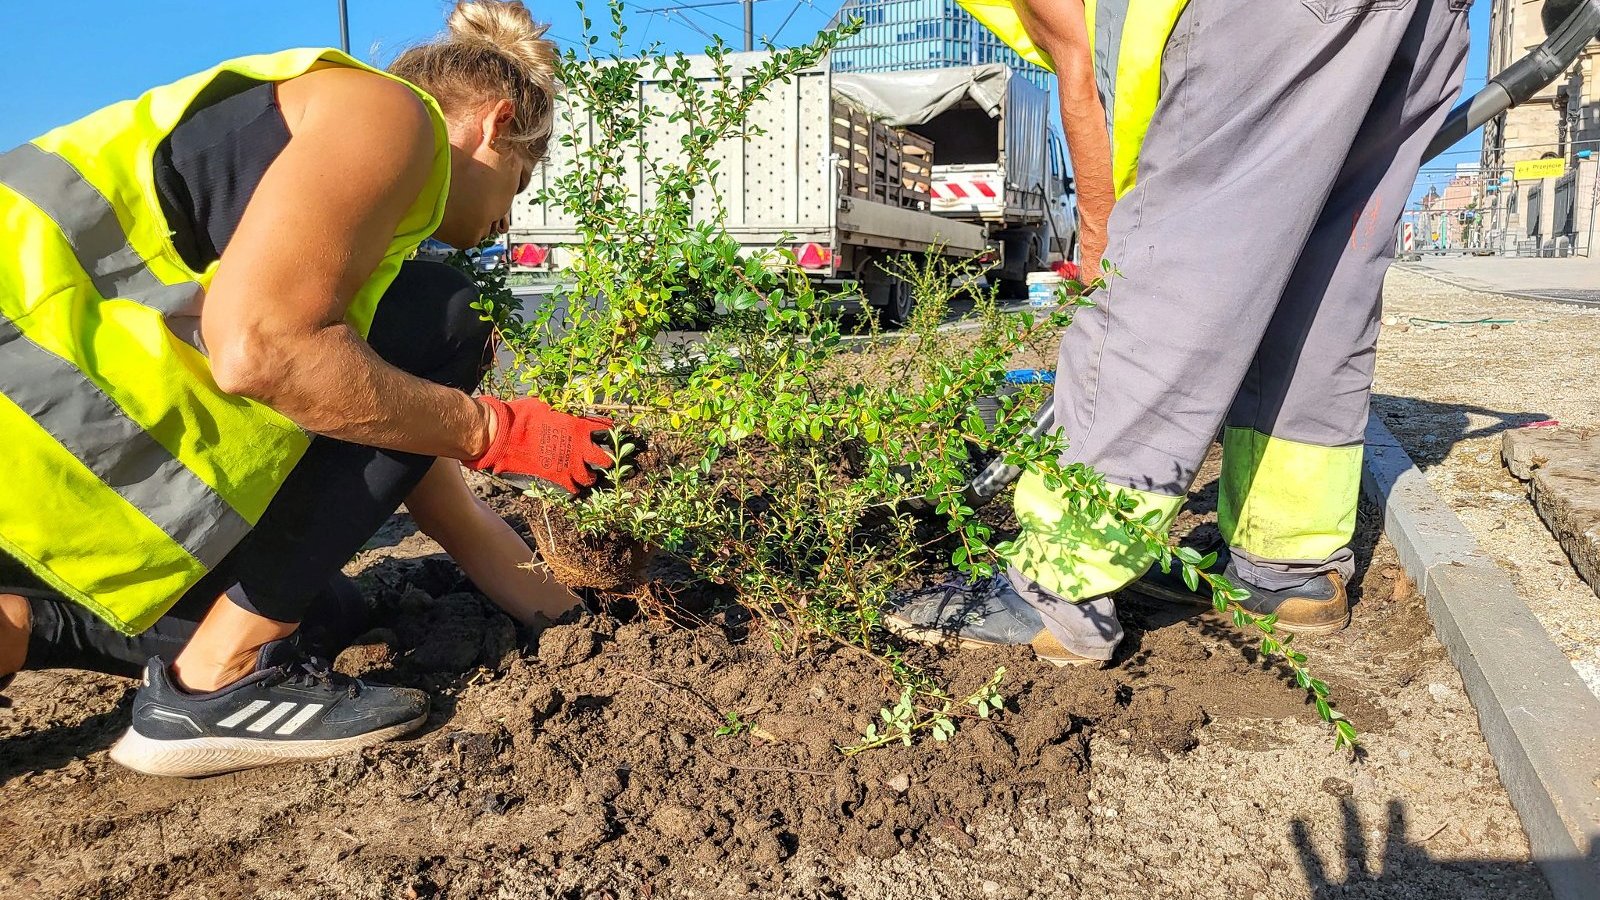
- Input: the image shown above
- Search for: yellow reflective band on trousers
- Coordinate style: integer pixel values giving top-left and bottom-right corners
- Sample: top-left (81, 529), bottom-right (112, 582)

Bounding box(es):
top-left (1006, 470), bottom-right (1183, 602)
top-left (1218, 428), bottom-right (1361, 563)
top-left (0, 48), bottom-right (451, 634)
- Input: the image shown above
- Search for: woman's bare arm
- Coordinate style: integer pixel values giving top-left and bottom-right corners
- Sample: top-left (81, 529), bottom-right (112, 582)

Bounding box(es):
top-left (405, 458), bottom-right (582, 626)
top-left (200, 67), bottom-right (493, 460)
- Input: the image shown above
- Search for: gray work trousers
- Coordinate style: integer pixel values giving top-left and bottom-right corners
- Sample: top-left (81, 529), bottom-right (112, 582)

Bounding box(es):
top-left (1020, 0), bottom-right (1472, 654)
top-left (1048, 0), bottom-right (1470, 597)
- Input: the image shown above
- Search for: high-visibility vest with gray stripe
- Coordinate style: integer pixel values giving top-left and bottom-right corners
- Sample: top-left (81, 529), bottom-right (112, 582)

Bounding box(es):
top-left (956, 0), bottom-right (1189, 198)
top-left (0, 49), bottom-right (452, 634)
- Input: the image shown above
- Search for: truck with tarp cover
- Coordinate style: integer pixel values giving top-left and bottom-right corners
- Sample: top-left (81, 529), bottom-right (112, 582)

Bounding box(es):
top-left (833, 63), bottom-right (1076, 294)
top-left (506, 51), bottom-right (987, 324)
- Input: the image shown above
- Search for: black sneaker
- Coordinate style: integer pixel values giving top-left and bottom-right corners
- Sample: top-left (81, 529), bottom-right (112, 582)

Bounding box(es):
top-left (884, 574), bottom-right (1116, 667)
top-left (109, 640), bottom-right (429, 778)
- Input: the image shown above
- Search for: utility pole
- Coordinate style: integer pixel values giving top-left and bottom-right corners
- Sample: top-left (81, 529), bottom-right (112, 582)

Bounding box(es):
top-left (338, 0), bottom-right (351, 54)
top-left (640, 1), bottom-right (757, 50)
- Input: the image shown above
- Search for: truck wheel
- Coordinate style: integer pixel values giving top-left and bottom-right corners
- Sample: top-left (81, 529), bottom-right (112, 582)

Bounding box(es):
top-left (884, 278), bottom-right (915, 326)
top-left (996, 276), bottom-right (1028, 300)
top-left (862, 255), bottom-right (915, 327)
top-left (996, 232), bottom-right (1043, 300)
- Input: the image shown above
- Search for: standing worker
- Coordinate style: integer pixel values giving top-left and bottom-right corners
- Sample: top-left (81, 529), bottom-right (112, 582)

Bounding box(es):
top-left (891, 0), bottom-right (1470, 662)
top-left (0, 0), bottom-right (613, 776)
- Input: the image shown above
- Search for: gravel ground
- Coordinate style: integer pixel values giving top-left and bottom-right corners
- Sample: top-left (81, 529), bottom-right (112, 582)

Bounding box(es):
top-left (1376, 266), bottom-right (1600, 698)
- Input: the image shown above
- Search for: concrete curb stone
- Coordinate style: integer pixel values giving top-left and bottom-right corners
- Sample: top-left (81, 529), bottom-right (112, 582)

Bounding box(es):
top-left (1363, 413), bottom-right (1600, 900)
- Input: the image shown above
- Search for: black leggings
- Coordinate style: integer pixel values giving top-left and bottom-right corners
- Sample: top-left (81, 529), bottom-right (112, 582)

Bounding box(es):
top-left (10, 260), bottom-right (491, 676)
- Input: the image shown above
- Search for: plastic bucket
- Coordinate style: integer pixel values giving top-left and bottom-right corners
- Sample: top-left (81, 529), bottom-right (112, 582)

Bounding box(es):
top-left (1026, 271), bottom-right (1063, 309)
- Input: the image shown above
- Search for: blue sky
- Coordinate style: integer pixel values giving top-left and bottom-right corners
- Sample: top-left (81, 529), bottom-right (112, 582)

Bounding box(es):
top-left (2, 0), bottom-right (1492, 205)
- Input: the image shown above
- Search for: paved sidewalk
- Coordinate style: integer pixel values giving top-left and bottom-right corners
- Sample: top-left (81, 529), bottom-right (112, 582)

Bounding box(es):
top-left (1376, 268), bottom-right (1600, 698)
top-left (1401, 257), bottom-right (1600, 306)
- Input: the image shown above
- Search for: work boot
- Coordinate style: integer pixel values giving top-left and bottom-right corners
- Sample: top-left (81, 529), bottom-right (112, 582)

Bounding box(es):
top-left (1131, 548), bottom-right (1230, 607)
top-left (1132, 559), bottom-right (1349, 635)
top-left (109, 640), bottom-right (429, 778)
top-left (884, 572), bottom-right (1120, 667)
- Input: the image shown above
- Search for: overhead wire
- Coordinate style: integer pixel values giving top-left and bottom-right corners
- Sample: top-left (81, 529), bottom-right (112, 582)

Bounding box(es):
top-left (656, 7), bottom-right (718, 41)
top-left (772, 0), bottom-right (819, 43)
top-left (683, 6), bottom-right (749, 34)
top-left (636, 0), bottom-right (756, 11)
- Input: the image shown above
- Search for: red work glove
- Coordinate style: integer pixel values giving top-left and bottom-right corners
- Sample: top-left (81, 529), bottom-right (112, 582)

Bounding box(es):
top-left (466, 396), bottom-right (615, 494)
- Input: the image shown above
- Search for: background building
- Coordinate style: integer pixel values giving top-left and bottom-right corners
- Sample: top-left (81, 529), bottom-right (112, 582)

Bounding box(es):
top-left (830, 0), bottom-right (1054, 91)
top-left (1411, 164), bottom-right (1487, 250)
top-left (1479, 0), bottom-right (1600, 256)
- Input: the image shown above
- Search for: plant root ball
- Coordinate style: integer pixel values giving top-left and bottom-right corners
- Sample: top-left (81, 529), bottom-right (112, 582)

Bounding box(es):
top-left (522, 496), bottom-right (650, 591)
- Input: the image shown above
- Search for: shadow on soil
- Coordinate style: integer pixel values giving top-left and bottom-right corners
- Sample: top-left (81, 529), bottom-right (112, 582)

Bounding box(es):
top-left (1372, 393), bottom-right (1551, 470)
top-left (0, 684), bottom-right (133, 783)
top-left (1292, 796), bottom-right (1554, 898)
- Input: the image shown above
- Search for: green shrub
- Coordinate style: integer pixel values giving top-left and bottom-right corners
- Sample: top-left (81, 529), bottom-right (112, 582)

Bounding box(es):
top-left (474, 0), bottom-right (1355, 752)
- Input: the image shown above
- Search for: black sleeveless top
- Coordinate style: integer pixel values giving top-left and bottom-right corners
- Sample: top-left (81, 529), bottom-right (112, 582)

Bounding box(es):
top-left (153, 74), bottom-right (291, 271)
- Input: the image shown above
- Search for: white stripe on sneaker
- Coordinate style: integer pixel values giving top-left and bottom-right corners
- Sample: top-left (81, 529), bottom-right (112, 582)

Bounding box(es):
top-left (216, 699), bottom-right (272, 729)
top-left (274, 703), bottom-right (325, 736)
top-left (246, 701), bottom-right (298, 733)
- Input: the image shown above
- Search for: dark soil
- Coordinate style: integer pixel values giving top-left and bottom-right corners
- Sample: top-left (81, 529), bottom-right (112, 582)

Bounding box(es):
top-left (0, 457), bottom-right (1546, 899)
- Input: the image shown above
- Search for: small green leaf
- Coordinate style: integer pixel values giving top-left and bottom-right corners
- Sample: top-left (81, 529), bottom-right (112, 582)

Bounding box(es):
top-left (1335, 720), bottom-right (1358, 747)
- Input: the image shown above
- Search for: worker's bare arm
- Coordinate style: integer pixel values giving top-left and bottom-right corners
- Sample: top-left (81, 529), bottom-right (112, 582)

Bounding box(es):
top-left (1014, 0), bottom-right (1113, 271)
top-left (201, 67), bottom-right (492, 460)
top-left (405, 458), bottom-right (582, 626)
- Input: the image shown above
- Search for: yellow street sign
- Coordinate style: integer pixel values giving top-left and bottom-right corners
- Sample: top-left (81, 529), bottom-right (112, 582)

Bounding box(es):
top-left (1514, 158), bottom-right (1567, 180)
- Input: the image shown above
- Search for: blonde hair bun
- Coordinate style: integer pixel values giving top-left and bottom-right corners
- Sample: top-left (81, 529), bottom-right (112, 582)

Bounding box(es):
top-left (390, 0), bottom-right (560, 161)
top-left (447, 0), bottom-right (552, 68)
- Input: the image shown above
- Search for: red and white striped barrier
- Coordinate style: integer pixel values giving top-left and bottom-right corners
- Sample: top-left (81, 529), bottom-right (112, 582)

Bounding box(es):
top-left (931, 179), bottom-right (999, 203)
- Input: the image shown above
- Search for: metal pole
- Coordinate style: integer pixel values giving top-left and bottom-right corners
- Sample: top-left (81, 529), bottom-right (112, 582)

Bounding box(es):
top-left (1580, 156), bottom-right (1593, 256)
top-left (338, 0), bottom-right (350, 54)
top-left (743, 0), bottom-right (753, 51)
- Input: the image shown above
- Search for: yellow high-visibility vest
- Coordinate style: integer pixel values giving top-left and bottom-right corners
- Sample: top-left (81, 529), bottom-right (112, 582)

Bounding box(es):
top-left (956, 0), bottom-right (1189, 198)
top-left (0, 49), bottom-right (452, 634)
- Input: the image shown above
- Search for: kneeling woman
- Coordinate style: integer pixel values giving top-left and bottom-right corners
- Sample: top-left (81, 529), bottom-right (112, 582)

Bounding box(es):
top-left (0, 0), bottom-right (613, 776)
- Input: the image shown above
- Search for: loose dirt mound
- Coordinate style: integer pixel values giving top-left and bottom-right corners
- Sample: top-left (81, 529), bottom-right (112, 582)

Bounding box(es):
top-left (0, 460), bottom-right (1544, 899)
top-left (357, 607), bottom-right (1234, 876)
top-left (0, 542), bottom-right (1325, 899)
